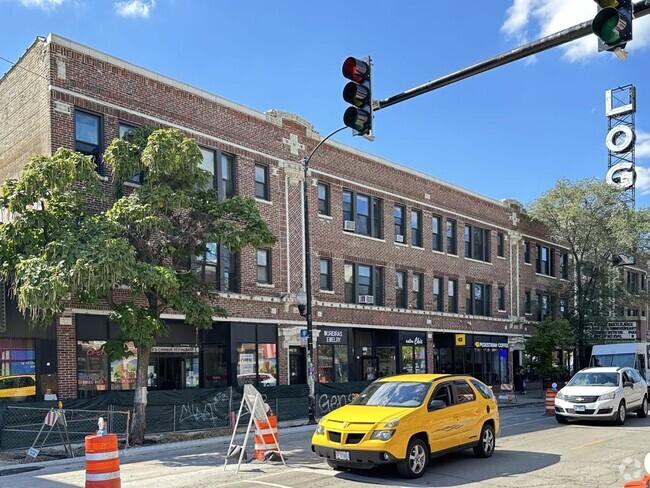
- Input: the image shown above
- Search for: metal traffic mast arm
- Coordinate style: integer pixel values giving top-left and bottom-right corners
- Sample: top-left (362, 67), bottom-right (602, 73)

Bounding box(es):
top-left (374, 0), bottom-right (650, 112)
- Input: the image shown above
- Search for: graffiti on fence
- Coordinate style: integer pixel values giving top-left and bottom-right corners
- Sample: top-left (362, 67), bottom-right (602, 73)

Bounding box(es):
top-left (178, 390), bottom-right (230, 426)
top-left (317, 393), bottom-right (358, 415)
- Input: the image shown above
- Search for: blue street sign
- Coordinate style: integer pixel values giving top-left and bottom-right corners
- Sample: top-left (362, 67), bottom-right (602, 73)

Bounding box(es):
top-left (300, 329), bottom-right (308, 338)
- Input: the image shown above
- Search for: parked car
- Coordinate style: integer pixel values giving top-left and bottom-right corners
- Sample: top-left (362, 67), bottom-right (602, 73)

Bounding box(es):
top-left (0, 374), bottom-right (36, 400)
top-left (554, 367), bottom-right (648, 425)
top-left (311, 373), bottom-right (499, 479)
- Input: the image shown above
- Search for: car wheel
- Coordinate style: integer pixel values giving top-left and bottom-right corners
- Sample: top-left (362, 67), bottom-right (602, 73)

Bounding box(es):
top-left (326, 460), bottom-right (346, 471)
top-left (473, 423), bottom-right (496, 458)
top-left (615, 401), bottom-right (626, 425)
top-left (396, 438), bottom-right (429, 479)
top-left (555, 415), bottom-right (569, 424)
top-left (636, 396), bottom-right (648, 418)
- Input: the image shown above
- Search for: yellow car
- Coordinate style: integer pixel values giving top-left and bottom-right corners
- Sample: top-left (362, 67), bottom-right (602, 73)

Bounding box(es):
top-left (311, 374), bottom-right (499, 478)
top-left (0, 374), bottom-right (36, 400)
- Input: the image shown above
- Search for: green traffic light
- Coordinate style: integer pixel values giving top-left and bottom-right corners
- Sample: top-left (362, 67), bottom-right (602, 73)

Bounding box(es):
top-left (596, 11), bottom-right (622, 43)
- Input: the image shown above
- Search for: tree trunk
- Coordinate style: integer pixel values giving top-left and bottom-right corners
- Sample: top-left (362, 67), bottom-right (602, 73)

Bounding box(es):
top-left (130, 344), bottom-right (151, 445)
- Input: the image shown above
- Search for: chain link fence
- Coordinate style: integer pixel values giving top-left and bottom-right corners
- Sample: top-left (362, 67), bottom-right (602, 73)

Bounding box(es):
top-left (0, 382), bottom-right (367, 453)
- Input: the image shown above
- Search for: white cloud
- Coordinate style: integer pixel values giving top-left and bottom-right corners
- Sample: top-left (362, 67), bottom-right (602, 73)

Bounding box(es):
top-left (635, 166), bottom-right (650, 195)
top-left (114, 0), bottom-right (155, 18)
top-left (502, 0), bottom-right (650, 62)
top-left (19, 0), bottom-right (65, 8)
top-left (637, 131), bottom-right (650, 160)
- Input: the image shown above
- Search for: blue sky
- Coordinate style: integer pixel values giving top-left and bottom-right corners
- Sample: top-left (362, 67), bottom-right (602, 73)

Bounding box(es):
top-left (1, 0), bottom-right (649, 208)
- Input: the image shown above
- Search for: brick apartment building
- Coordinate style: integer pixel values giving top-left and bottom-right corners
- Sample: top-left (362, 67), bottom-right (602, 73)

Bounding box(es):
top-left (1, 34), bottom-right (646, 401)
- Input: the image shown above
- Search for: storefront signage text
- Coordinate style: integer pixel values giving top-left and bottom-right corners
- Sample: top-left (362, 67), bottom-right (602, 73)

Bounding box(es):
top-left (151, 346), bottom-right (199, 353)
top-left (605, 321), bottom-right (638, 340)
top-left (404, 337), bottom-right (424, 345)
top-left (474, 342), bottom-right (508, 349)
top-left (322, 330), bottom-right (345, 344)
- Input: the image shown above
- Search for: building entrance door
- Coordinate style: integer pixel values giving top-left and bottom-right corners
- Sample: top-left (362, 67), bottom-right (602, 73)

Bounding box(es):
top-left (362, 357), bottom-right (378, 381)
top-left (156, 357), bottom-right (185, 390)
top-left (289, 346), bottom-right (306, 384)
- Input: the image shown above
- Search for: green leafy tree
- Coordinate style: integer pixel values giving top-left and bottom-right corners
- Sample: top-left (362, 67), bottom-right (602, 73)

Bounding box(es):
top-left (527, 178), bottom-right (650, 369)
top-left (525, 318), bottom-right (573, 380)
top-left (0, 128), bottom-right (275, 444)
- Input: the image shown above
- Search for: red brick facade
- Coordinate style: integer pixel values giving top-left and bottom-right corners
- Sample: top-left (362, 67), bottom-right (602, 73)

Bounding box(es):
top-left (2, 34), bottom-right (634, 400)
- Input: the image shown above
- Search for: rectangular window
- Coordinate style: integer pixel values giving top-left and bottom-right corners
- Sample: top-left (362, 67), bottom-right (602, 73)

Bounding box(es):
top-left (465, 224), bottom-right (490, 262)
top-left (433, 276), bottom-right (443, 312)
top-left (628, 271), bottom-right (639, 293)
top-left (394, 205), bottom-right (406, 243)
top-left (432, 215), bottom-right (442, 251)
top-left (412, 273), bottom-right (424, 310)
top-left (537, 293), bottom-right (552, 321)
top-left (317, 182), bottom-right (330, 216)
top-left (448, 279), bottom-right (458, 313)
top-left (466, 282), bottom-right (491, 316)
top-left (319, 258), bottom-right (332, 291)
top-left (498, 286), bottom-right (505, 311)
top-left (559, 253), bottom-right (568, 279)
top-left (201, 148), bottom-right (235, 198)
top-left (193, 243), bottom-right (239, 292)
top-left (255, 164), bottom-right (270, 200)
top-left (536, 245), bottom-right (555, 276)
top-left (317, 344), bottom-right (349, 383)
top-left (411, 209), bottom-right (423, 247)
top-left (395, 270), bottom-right (407, 308)
top-left (256, 249), bottom-right (271, 284)
top-left (344, 262), bottom-right (383, 305)
top-left (642, 274), bottom-right (646, 291)
top-left (497, 233), bottom-right (504, 257)
top-left (524, 241), bottom-right (531, 263)
top-left (119, 123), bottom-right (144, 184)
top-left (525, 291), bottom-right (532, 314)
top-left (343, 190), bottom-right (382, 238)
top-left (75, 110), bottom-right (102, 175)
top-left (446, 219), bottom-right (457, 255)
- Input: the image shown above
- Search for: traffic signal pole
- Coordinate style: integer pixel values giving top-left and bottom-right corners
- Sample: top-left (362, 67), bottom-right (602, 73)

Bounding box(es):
top-left (374, 0), bottom-right (650, 112)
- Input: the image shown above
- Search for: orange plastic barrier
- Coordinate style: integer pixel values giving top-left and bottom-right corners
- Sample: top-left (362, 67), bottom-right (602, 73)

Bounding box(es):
top-left (85, 433), bottom-right (121, 488)
top-left (623, 475), bottom-right (650, 487)
top-left (545, 389), bottom-right (558, 415)
top-left (254, 415), bottom-right (279, 460)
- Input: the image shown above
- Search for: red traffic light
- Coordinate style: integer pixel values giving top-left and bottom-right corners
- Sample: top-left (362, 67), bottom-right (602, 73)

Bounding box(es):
top-left (342, 57), bottom-right (370, 84)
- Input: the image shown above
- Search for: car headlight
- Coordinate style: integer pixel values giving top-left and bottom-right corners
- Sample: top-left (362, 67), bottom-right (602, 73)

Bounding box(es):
top-left (315, 424), bottom-right (325, 435)
top-left (370, 430), bottom-right (396, 441)
top-left (556, 391), bottom-right (565, 400)
top-left (383, 418), bottom-right (400, 428)
top-left (598, 391), bottom-right (616, 401)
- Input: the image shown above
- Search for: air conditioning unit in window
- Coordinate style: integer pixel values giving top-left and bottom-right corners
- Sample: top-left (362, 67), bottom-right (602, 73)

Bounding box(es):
top-left (395, 234), bottom-right (404, 243)
top-left (358, 295), bottom-right (374, 304)
top-left (344, 220), bottom-right (356, 231)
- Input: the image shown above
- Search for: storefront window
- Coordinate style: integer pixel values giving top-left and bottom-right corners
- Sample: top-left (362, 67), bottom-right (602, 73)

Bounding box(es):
top-left (0, 338), bottom-right (35, 376)
top-left (401, 345), bottom-right (426, 374)
top-left (204, 345), bottom-right (228, 388)
top-left (334, 346), bottom-right (348, 383)
top-left (77, 341), bottom-right (108, 398)
top-left (148, 346), bottom-right (200, 390)
top-left (318, 345), bottom-right (333, 383)
top-left (110, 342), bottom-right (137, 391)
top-left (258, 343), bottom-right (277, 387)
top-left (377, 347), bottom-right (396, 378)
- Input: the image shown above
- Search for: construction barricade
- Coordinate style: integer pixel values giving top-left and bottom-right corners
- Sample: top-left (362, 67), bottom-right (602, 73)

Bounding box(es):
top-left (545, 388), bottom-right (558, 415)
top-left (253, 415), bottom-right (279, 460)
top-left (623, 475), bottom-right (650, 487)
top-left (85, 433), bottom-right (121, 487)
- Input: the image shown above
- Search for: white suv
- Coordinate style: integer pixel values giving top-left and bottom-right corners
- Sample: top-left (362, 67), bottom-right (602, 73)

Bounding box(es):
top-left (554, 367), bottom-right (648, 425)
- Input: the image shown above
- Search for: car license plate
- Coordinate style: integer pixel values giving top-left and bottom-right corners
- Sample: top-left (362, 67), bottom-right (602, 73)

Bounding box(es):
top-left (574, 404), bottom-right (586, 412)
top-left (335, 450), bottom-right (350, 461)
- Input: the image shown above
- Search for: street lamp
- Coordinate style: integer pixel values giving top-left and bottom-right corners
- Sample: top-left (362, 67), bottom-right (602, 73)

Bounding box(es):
top-left (295, 125), bottom-right (346, 426)
top-left (295, 286), bottom-right (315, 424)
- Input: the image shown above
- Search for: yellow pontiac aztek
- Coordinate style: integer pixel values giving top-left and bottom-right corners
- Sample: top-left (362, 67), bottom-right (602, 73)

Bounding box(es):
top-left (311, 374), bottom-right (499, 478)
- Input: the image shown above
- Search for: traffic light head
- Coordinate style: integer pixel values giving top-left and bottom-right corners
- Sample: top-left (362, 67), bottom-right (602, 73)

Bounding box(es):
top-left (342, 56), bottom-right (373, 140)
top-left (592, 0), bottom-right (633, 54)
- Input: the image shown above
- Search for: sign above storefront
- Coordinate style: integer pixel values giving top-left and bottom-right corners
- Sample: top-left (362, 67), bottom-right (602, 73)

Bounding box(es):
top-left (318, 328), bottom-right (348, 345)
top-left (455, 334), bottom-right (466, 346)
top-left (151, 346), bottom-right (199, 353)
top-left (605, 321), bottom-right (638, 341)
top-left (474, 341), bottom-right (508, 349)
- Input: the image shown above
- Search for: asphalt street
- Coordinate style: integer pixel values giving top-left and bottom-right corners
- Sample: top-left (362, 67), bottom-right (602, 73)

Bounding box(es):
top-left (2, 405), bottom-right (650, 487)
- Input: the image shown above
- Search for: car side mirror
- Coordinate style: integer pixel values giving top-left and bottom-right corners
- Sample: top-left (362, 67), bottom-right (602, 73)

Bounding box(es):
top-left (624, 381), bottom-right (634, 388)
top-left (428, 399), bottom-right (446, 411)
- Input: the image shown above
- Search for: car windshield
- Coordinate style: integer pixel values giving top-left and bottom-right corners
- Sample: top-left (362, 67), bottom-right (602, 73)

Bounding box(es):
top-left (351, 381), bottom-right (430, 407)
top-left (567, 372), bottom-right (619, 387)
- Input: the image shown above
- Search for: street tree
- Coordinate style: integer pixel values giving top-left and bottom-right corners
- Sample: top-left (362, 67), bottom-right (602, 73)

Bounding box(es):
top-left (527, 178), bottom-right (650, 369)
top-left (0, 128), bottom-right (276, 444)
top-left (524, 317), bottom-right (573, 381)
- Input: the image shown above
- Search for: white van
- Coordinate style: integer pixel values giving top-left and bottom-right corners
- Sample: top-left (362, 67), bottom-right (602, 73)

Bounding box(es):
top-left (590, 342), bottom-right (650, 385)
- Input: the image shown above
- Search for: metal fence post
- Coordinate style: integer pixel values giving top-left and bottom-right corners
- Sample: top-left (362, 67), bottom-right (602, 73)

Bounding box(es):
top-left (173, 405), bottom-right (176, 432)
